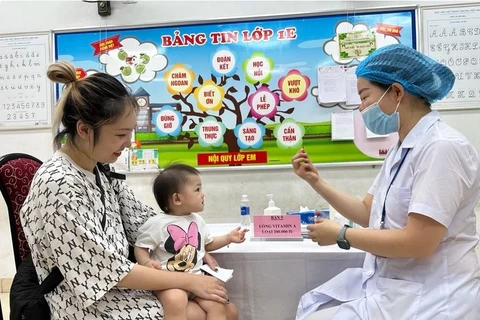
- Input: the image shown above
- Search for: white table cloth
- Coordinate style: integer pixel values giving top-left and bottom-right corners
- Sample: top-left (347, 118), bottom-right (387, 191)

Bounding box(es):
top-left (207, 224), bottom-right (366, 320)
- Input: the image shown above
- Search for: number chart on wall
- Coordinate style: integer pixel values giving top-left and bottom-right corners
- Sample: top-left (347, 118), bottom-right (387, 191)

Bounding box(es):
top-left (55, 8), bottom-right (416, 168)
top-left (421, 3), bottom-right (480, 110)
top-left (0, 33), bottom-right (52, 130)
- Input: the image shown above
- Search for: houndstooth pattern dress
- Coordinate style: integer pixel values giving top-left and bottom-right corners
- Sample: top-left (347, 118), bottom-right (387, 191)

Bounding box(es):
top-left (20, 152), bottom-right (164, 319)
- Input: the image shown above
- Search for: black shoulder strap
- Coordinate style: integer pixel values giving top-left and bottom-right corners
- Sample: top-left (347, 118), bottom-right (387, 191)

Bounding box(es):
top-left (96, 163), bottom-right (136, 263)
top-left (38, 266), bottom-right (64, 295)
top-left (94, 163), bottom-right (126, 229)
top-left (93, 167), bottom-right (107, 230)
top-left (96, 163), bottom-right (126, 183)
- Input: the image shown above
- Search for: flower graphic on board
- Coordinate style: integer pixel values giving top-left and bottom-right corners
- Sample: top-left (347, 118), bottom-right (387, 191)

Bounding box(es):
top-left (247, 84), bottom-right (280, 119)
top-left (242, 52), bottom-right (274, 84)
top-left (277, 69), bottom-right (311, 102)
top-left (193, 80), bottom-right (225, 112)
top-left (211, 47), bottom-right (238, 77)
top-left (152, 105), bottom-right (184, 137)
top-left (164, 63), bottom-right (195, 95)
top-left (273, 118), bottom-right (305, 149)
top-left (234, 118), bottom-right (266, 149)
top-left (194, 116), bottom-right (227, 147)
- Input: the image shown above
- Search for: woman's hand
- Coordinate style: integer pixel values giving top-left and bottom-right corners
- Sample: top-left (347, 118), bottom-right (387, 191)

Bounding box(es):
top-left (291, 148), bottom-right (320, 185)
top-left (203, 252), bottom-right (220, 270)
top-left (307, 219), bottom-right (342, 246)
top-left (188, 274), bottom-right (229, 304)
top-left (228, 226), bottom-right (249, 244)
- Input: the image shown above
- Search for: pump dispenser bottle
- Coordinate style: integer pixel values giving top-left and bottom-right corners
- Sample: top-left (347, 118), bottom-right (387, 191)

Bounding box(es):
top-left (264, 194), bottom-right (282, 215)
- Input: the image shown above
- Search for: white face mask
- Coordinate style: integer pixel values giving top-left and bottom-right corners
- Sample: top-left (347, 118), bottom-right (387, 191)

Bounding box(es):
top-left (361, 86), bottom-right (401, 135)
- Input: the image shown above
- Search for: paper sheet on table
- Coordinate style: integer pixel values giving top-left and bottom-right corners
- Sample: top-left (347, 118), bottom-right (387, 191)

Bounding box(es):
top-left (317, 66), bottom-right (346, 103)
top-left (200, 265), bottom-right (234, 282)
top-left (331, 111), bottom-right (355, 141)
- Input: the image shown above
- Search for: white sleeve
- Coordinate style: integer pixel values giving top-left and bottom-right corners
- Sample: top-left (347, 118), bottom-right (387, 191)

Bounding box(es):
top-left (409, 139), bottom-right (478, 227)
top-left (368, 171), bottom-right (382, 196)
top-left (204, 226), bottom-right (213, 245)
top-left (135, 216), bottom-right (162, 251)
top-left (195, 214), bottom-right (213, 245)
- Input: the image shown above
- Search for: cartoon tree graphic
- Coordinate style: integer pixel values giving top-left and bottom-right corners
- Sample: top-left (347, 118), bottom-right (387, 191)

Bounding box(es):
top-left (171, 73), bottom-right (295, 153)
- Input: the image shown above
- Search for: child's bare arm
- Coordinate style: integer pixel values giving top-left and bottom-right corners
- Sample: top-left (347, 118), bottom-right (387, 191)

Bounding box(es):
top-left (205, 227), bottom-right (248, 251)
top-left (134, 246), bottom-right (161, 269)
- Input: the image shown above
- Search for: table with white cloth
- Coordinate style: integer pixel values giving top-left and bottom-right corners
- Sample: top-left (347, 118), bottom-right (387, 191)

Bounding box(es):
top-left (207, 223), bottom-right (366, 320)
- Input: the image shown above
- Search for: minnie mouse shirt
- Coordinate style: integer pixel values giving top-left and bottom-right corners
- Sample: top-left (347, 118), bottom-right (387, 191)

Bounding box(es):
top-left (135, 213), bottom-right (213, 274)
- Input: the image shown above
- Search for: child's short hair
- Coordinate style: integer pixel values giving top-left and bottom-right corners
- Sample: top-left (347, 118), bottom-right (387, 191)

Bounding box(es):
top-left (153, 163), bottom-right (200, 213)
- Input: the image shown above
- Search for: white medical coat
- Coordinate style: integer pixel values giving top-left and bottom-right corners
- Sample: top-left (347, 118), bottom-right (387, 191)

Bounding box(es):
top-left (297, 111), bottom-right (480, 320)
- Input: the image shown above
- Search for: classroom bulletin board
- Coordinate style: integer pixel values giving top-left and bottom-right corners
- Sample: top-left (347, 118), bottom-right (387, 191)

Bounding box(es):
top-left (54, 8), bottom-right (416, 168)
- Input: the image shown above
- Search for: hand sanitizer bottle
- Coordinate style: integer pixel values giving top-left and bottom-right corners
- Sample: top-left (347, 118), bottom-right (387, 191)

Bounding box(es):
top-left (264, 194), bottom-right (282, 215)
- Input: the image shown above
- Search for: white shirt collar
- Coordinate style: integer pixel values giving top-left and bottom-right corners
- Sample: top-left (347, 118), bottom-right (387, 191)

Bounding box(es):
top-left (401, 110), bottom-right (440, 149)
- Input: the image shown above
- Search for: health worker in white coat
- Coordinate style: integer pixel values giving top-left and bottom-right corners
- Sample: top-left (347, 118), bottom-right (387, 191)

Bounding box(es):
top-left (292, 44), bottom-right (480, 320)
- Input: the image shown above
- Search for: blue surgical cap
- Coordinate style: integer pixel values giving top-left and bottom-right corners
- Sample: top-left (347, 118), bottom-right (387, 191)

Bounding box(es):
top-left (355, 44), bottom-right (455, 104)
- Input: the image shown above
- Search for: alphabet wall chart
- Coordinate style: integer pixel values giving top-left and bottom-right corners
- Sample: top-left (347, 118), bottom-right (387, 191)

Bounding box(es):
top-left (421, 3), bottom-right (480, 110)
top-left (54, 8), bottom-right (416, 168)
top-left (0, 33), bottom-right (52, 130)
